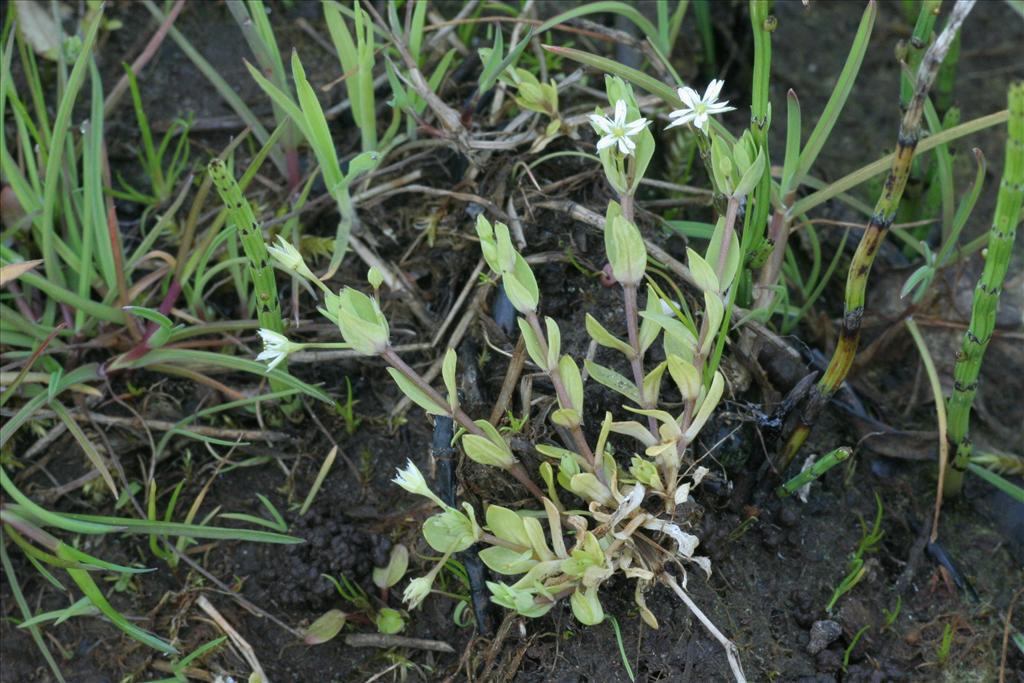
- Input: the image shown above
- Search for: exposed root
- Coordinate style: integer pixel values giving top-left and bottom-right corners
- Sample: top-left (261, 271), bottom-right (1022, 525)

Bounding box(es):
top-left (663, 574), bottom-right (746, 683)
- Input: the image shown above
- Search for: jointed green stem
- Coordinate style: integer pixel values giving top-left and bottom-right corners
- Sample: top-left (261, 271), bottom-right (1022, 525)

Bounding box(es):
top-left (777, 1), bottom-right (976, 473)
top-left (207, 159), bottom-right (295, 408)
top-left (943, 81), bottom-right (1024, 497)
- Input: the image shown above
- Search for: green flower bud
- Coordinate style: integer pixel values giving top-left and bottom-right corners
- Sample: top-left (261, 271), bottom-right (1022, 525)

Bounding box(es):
top-left (367, 266), bottom-right (384, 290)
top-left (375, 608), bottom-right (405, 634)
top-left (403, 575), bottom-right (434, 610)
top-left (335, 287), bottom-right (389, 355)
top-left (422, 504), bottom-right (480, 553)
top-left (570, 586), bottom-right (605, 625)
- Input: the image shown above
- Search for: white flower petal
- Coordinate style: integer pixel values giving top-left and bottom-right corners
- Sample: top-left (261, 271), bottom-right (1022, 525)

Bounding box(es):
top-left (589, 114), bottom-right (613, 135)
top-left (694, 112), bottom-right (710, 132)
top-left (617, 136), bottom-right (636, 155)
top-left (707, 102), bottom-right (735, 115)
top-left (678, 87), bottom-right (700, 108)
top-left (596, 135), bottom-right (617, 151)
top-left (703, 79), bottom-right (724, 104)
top-left (258, 328), bottom-right (288, 348)
top-left (673, 110), bottom-right (698, 126)
top-left (624, 118), bottom-right (649, 135)
top-left (613, 99), bottom-right (628, 125)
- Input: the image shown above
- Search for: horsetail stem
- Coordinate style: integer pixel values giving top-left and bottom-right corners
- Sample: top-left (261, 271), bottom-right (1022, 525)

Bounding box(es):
top-left (207, 159), bottom-right (296, 408)
top-left (777, 1), bottom-right (976, 473)
top-left (942, 81), bottom-right (1024, 498)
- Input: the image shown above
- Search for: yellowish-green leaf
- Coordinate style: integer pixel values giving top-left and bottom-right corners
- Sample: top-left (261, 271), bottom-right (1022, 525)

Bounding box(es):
top-left (585, 314), bottom-right (634, 358)
top-left (304, 609), bottom-right (346, 645)
top-left (584, 360), bottom-right (640, 404)
top-left (386, 368), bottom-right (445, 416)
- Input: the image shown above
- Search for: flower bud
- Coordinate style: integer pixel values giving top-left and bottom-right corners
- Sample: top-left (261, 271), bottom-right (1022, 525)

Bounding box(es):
top-left (267, 236), bottom-right (318, 282)
top-left (570, 586), bottom-right (605, 625)
top-left (335, 287), bottom-right (389, 355)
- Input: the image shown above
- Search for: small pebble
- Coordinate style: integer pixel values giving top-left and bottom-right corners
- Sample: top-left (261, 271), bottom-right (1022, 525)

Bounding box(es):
top-left (807, 619), bottom-right (843, 655)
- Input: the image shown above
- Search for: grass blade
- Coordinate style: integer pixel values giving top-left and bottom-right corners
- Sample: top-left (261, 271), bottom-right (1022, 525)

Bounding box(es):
top-left (793, 0), bottom-right (876, 189)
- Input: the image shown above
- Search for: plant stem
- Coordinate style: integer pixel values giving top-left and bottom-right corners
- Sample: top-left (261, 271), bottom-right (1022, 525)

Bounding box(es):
top-left (943, 81), bottom-right (1023, 498)
top-left (746, 0), bottom-right (774, 261)
top-left (775, 447), bottom-right (852, 499)
top-left (777, 1), bottom-right (976, 473)
top-left (524, 312), bottom-right (600, 479)
top-left (663, 574), bottom-right (747, 683)
top-left (754, 202), bottom-right (793, 312)
top-left (622, 283), bottom-right (657, 436)
top-left (207, 159), bottom-right (297, 412)
top-left (381, 347), bottom-right (548, 503)
top-left (716, 196), bottom-right (741, 279)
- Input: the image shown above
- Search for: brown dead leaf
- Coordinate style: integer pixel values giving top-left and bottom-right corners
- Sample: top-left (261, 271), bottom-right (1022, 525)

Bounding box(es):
top-left (0, 260), bottom-right (43, 287)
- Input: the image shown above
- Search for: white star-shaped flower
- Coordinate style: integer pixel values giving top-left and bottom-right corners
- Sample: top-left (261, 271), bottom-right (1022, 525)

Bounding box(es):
top-left (255, 328), bottom-right (297, 371)
top-left (588, 99), bottom-right (650, 156)
top-left (666, 80), bottom-right (736, 133)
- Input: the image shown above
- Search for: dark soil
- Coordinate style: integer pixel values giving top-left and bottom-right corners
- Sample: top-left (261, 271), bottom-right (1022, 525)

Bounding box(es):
top-left (2, 2), bottom-right (1022, 683)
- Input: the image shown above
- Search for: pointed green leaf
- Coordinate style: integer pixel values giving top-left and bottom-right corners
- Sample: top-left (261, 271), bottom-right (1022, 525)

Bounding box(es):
top-left (584, 360), bottom-right (640, 404)
top-left (386, 368), bottom-right (446, 416)
top-left (585, 314), bottom-right (634, 358)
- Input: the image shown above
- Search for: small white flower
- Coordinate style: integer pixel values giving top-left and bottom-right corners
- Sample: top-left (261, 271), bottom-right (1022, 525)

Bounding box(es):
top-left (402, 575), bottom-right (434, 610)
top-left (392, 459), bottom-right (446, 508)
top-left (666, 79), bottom-right (736, 133)
top-left (588, 99), bottom-right (650, 156)
top-left (255, 328), bottom-right (297, 371)
top-left (267, 236), bottom-right (317, 282)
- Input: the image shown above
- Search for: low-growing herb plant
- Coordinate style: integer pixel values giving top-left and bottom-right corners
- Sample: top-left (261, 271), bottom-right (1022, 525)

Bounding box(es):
top-left (255, 74), bottom-right (753, 682)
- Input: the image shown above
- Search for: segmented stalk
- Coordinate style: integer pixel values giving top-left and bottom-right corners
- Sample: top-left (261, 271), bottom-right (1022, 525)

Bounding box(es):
top-left (943, 81), bottom-right (1024, 497)
top-left (207, 159), bottom-right (295, 404)
top-left (777, 1), bottom-right (976, 473)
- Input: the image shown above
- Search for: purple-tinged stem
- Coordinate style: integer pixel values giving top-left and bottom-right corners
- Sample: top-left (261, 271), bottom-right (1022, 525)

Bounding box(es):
top-left (382, 347), bottom-right (547, 503)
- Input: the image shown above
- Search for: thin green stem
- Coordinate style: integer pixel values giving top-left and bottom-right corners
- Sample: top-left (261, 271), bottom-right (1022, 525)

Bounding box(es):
top-left (622, 283), bottom-right (656, 436)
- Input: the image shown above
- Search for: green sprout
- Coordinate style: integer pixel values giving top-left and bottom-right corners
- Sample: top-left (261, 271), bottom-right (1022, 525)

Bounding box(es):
top-left (825, 493), bottom-right (885, 613)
